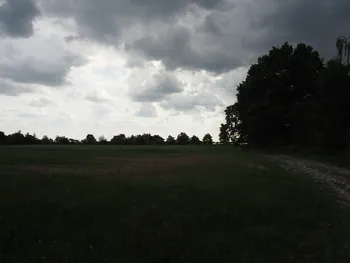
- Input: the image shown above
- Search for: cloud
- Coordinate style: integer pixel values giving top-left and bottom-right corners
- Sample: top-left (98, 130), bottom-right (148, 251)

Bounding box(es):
top-left (0, 54), bottom-right (84, 86)
top-left (65, 35), bottom-right (83, 43)
top-left (0, 21), bottom-right (87, 86)
top-left (135, 103), bottom-right (158, 118)
top-left (0, 78), bottom-right (37, 96)
top-left (39, 0), bottom-right (227, 41)
top-left (29, 97), bottom-right (55, 108)
top-left (0, 0), bottom-right (40, 37)
top-left (90, 104), bottom-right (116, 120)
top-left (40, 0), bottom-right (350, 74)
top-left (212, 67), bottom-right (248, 104)
top-left (128, 70), bottom-right (183, 102)
top-left (160, 92), bottom-right (224, 112)
top-left (85, 88), bottom-right (115, 103)
top-left (125, 23), bottom-right (245, 73)
top-left (39, 0), bottom-right (256, 73)
top-left (244, 0), bottom-right (350, 59)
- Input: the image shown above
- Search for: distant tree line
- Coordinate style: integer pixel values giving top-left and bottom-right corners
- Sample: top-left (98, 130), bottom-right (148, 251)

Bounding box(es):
top-left (0, 131), bottom-right (214, 146)
top-left (220, 37), bottom-right (350, 153)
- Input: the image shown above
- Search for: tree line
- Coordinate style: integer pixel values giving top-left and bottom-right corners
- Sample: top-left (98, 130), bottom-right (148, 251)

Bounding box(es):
top-left (0, 131), bottom-right (214, 146)
top-left (220, 36), bottom-right (350, 153)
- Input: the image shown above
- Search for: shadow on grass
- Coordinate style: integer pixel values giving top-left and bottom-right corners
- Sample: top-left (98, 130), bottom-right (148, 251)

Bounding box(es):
top-left (0, 146), bottom-right (349, 262)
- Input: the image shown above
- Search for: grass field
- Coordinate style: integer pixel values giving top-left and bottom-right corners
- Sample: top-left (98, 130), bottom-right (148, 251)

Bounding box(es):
top-left (0, 145), bottom-right (349, 262)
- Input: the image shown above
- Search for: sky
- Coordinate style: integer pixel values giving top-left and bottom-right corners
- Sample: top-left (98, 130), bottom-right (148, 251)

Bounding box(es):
top-left (0, 0), bottom-right (348, 141)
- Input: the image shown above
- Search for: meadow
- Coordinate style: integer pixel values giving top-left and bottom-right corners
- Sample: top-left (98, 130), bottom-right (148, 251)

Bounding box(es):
top-left (0, 145), bottom-right (349, 262)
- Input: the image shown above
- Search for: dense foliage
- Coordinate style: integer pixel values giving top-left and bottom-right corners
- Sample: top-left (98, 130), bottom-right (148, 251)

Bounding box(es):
top-left (0, 131), bottom-right (214, 146)
top-left (220, 41), bottom-right (350, 152)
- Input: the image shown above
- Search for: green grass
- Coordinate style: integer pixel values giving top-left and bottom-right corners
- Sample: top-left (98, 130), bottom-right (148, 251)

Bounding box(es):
top-left (0, 145), bottom-right (349, 262)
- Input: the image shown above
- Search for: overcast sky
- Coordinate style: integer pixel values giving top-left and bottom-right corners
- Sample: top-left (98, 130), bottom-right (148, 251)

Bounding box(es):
top-left (0, 0), bottom-right (348, 140)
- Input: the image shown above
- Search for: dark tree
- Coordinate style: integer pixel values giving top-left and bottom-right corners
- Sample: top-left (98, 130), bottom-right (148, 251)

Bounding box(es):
top-left (166, 135), bottom-right (176, 145)
top-left (125, 135), bottom-right (136, 145)
top-left (7, 131), bottom-right (25, 144)
top-left (222, 42), bottom-right (323, 148)
top-left (0, 131), bottom-right (6, 145)
top-left (111, 134), bottom-right (126, 145)
top-left (83, 134), bottom-right (97, 145)
top-left (202, 133), bottom-right (213, 145)
top-left (55, 136), bottom-right (70, 145)
top-left (135, 134), bottom-right (146, 145)
top-left (0, 130), bottom-right (204, 146)
top-left (336, 36), bottom-right (350, 64)
top-left (42, 135), bottom-right (53, 144)
top-left (141, 134), bottom-right (152, 145)
top-left (313, 59), bottom-right (350, 150)
top-left (176, 132), bottom-right (190, 145)
top-left (190, 135), bottom-right (201, 145)
top-left (69, 138), bottom-right (80, 145)
top-left (98, 135), bottom-right (108, 145)
top-left (150, 135), bottom-right (165, 145)
top-left (24, 133), bottom-right (38, 144)
top-left (219, 124), bottom-right (229, 144)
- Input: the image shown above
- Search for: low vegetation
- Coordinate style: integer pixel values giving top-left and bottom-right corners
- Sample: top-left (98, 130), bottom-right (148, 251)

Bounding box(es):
top-left (0, 131), bottom-right (214, 146)
top-left (1, 145), bottom-right (350, 262)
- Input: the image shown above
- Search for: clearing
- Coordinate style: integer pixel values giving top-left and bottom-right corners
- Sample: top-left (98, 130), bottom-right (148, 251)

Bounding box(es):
top-left (0, 145), bottom-right (349, 262)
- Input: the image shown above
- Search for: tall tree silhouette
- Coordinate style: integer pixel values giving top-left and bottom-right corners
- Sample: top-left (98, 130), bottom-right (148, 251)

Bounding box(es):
top-left (336, 36), bottom-right (350, 64)
top-left (0, 131), bottom-right (6, 145)
top-left (190, 135), bottom-right (201, 145)
top-left (222, 42), bottom-right (323, 148)
top-left (166, 135), bottom-right (176, 145)
top-left (176, 133), bottom-right (190, 145)
top-left (203, 134), bottom-right (213, 145)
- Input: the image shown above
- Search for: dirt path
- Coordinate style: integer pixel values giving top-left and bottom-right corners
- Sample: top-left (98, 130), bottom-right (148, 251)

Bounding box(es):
top-left (267, 155), bottom-right (350, 207)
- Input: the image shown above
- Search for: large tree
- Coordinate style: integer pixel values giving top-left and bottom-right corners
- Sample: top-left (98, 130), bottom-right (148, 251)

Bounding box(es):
top-left (190, 135), bottom-right (201, 145)
top-left (0, 131), bottom-right (6, 145)
top-left (222, 42), bottom-right (323, 148)
top-left (83, 134), bottom-right (97, 145)
top-left (111, 134), bottom-right (126, 145)
top-left (336, 36), bottom-right (350, 65)
top-left (176, 132), bottom-right (190, 145)
top-left (202, 133), bottom-right (213, 145)
top-left (166, 135), bottom-right (176, 145)
top-left (150, 135), bottom-right (165, 145)
top-left (313, 59), bottom-right (350, 150)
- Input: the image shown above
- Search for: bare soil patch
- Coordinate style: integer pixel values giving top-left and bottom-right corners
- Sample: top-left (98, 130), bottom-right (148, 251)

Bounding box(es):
top-left (7, 155), bottom-right (213, 177)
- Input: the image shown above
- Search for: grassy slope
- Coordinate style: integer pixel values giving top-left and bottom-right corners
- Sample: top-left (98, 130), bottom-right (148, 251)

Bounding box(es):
top-left (0, 146), bottom-right (349, 262)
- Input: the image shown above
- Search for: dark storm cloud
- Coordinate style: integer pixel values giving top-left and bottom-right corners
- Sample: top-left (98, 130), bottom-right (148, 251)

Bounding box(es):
top-left (39, 0), bottom-right (247, 72)
top-left (130, 0), bottom-right (350, 72)
top-left (39, 0), bottom-right (350, 73)
top-left (0, 0), bottom-right (40, 37)
top-left (130, 0), bottom-right (226, 15)
top-left (125, 25), bottom-right (243, 73)
top-left (0, 55), bottom-right (86, 86)
top-left (40, 0), bottom-right (227, 42)
top-left (244, 0), bottom-right (350, 59)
